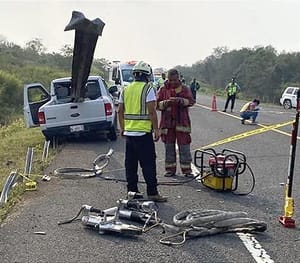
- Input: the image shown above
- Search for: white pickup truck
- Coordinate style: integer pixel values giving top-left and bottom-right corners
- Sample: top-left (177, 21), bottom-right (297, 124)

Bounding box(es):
top-left (23, 75), bottom-right (118, 141)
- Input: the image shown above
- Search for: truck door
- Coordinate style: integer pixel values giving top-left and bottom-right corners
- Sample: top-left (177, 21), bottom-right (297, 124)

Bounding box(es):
top-left (23, 83), bottom-right (51, 128)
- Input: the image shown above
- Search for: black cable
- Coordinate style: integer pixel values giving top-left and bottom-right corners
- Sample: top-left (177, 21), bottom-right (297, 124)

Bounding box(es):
top-left (232, 162), bottom-right (255, 196)
top-left (54, 150), bottom-right (113, 179)
top-left (54, 148), bottom-right (254, 191)
top-left (95, 172), bottom-right (203, 186)
top-left (58, 206), bottom-right (85, 225)
top-left (157, 173), bottom-right (203, 186)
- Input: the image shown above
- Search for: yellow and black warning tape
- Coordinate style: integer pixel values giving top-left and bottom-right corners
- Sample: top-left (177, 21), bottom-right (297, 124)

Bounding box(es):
top-left (200, 121), bottom-right (293, 149)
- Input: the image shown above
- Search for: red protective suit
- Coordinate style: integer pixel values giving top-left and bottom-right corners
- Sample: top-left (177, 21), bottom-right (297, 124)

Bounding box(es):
top-left (157, 81), bottom-right (195, 175)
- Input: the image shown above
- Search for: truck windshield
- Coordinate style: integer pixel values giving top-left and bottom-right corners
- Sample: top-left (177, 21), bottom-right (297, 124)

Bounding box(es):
top-left (54, 80), bottom-right (101, 101)
top-left (121, 69), bottom-right (134, 83)
top-left (121, 69), bottom-right (154, 83)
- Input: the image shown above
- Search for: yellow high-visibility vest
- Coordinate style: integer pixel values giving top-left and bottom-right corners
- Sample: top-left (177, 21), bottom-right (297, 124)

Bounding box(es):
top-left (157, 77), bottom-right (165, 87)
top-left (124, 81), bottom-right (152, 132)
top-left (227, 83), bottom-right (237, 95)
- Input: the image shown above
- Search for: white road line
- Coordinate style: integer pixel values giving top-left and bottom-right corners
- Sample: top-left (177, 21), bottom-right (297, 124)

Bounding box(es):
top-left (237, 233), bottom-right (274, 263)
top-left (191, 162), bottom-right (274, 263)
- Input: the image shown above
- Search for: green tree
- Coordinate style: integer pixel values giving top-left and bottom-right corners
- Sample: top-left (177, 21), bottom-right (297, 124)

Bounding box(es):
top-left (25, 38), bottom-right (46, 54)
top-left (60, 44), bottom-right (73, 57)
top-left (0, 71), bottom-right (22, 124)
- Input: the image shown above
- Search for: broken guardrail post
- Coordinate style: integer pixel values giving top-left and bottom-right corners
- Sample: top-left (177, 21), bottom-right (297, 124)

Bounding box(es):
top-left (64, 11), bottom-right (105, 102)
top-left (24, 147), bottom-right (33, 178)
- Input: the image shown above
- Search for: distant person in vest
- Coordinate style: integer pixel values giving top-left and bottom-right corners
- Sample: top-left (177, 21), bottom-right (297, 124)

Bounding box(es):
top-left (223, 76), bottom-right (241, 112)
top-left (157, 72), bottom-right (166, 89)
top-left (180, 74), bottom-right (186, 84)
top-left (189, 78), bottom-right (200, 101)
top-left (157, 68), bottom-right (195, 177)
top-left (240, 99), bottom-right (260, 124)
top-left (118, 61), bottom-right (167, 202)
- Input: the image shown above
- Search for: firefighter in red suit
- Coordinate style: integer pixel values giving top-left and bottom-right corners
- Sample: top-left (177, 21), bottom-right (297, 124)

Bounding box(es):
top-left (157, 68), bottom-right (195, 177)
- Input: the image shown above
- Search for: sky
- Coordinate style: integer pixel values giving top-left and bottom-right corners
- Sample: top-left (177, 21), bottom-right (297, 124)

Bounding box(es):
top-left (1, 0), bottom-right (300, 69)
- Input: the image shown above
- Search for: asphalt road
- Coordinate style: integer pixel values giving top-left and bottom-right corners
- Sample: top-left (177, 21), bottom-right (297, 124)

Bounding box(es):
top-left (1, 93), bottom-right (300, 263)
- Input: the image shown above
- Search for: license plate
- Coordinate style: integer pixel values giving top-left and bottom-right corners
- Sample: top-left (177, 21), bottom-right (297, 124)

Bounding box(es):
top-left (70, 125), bottom-right (84, 132)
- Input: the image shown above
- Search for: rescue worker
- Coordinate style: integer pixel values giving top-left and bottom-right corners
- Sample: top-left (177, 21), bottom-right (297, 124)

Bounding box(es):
top-left (189, 78), bottom-right (200, 101)
top-left (157, 68), bottom-right (195, 177)
top-left (240, 98), bottom-right (260, 124)
top-left (157, 72), bottom-right (166, 88)
top-left (118, 61), bottom-right (167, 202)
top-left (223, 76), bottom-right (241, 112)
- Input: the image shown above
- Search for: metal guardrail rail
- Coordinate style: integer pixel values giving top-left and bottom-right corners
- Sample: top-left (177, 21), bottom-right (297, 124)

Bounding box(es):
top-left (24, 147), bottom-right (33, 178)
top-left (0, 171), bottom-right (18, 207)
top-left (0, 146), bottom-right (35, 207)
top-left (42, 140), bottom-right (50, 162)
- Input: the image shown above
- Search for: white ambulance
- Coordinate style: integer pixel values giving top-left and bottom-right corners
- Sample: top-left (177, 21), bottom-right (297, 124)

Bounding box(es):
top-left (108, 61), bottom-right (155, 101)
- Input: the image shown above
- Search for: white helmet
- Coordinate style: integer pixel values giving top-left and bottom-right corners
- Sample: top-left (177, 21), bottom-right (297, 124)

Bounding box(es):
top-left (132, 61), bottom-right (152, 76)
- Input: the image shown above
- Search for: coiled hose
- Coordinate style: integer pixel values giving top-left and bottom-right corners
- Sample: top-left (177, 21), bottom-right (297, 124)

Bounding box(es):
top-left (159, 209), bottom-right (267, 246)
top-left (54, 148), bottom-right (114, 179)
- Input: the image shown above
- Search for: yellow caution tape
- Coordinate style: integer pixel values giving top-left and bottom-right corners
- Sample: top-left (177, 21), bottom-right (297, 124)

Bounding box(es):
top-left (200, 121), bottom-right (293, 149)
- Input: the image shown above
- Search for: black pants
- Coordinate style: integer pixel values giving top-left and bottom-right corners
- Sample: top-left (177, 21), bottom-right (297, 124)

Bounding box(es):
top-left (125, 133), bottom-right (158, 196)
top-left (224, 94), bottom-right (236, 110)
top-left (191, 90), bottom-right (197, 100)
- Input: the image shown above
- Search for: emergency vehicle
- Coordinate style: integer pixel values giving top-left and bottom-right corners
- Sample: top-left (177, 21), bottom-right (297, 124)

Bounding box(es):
top-left (108, 61), bottom-right (155, 97)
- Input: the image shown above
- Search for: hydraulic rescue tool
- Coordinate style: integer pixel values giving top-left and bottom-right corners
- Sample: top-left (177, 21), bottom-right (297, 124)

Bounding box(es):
top-left (279, 89), bottom-right (300, 228)
top-left (58, 197), bottom-right (159, 235)
top-left (118, 199), bottom-right (160, 232)
top-left (118, 199), bottom-right (156, 213)
top-left (81, 205), bottom-right (142, 235)
top-left (194, 148), bottom-right (255, 195)
top-left (58, 203), bottom-right (142, 236)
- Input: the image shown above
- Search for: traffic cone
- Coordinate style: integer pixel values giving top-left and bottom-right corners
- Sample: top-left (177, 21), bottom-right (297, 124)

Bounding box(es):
top-left (211, 95), bottom-right (217, 111)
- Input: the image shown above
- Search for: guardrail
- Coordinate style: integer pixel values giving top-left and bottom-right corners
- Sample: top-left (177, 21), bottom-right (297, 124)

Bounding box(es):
top-left (0, 141), bottom-right (51, 207)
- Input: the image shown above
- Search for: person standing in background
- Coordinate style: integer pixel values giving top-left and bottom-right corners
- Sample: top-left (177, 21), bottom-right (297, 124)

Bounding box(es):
top-left (223, 76), bottom-right (240, 112)
top-left (189, 78), bottom-right (200, 101)
top-left (157, 72), bottom-right (166, 89)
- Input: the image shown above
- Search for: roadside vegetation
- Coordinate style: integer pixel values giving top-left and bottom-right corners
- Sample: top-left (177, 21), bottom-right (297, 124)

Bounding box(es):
top-left (176, 46), bottom-right (300, 104)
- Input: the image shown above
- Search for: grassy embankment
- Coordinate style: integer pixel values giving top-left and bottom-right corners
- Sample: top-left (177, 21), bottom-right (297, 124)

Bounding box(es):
top-left (0, 118), bottom-right (56, 222)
